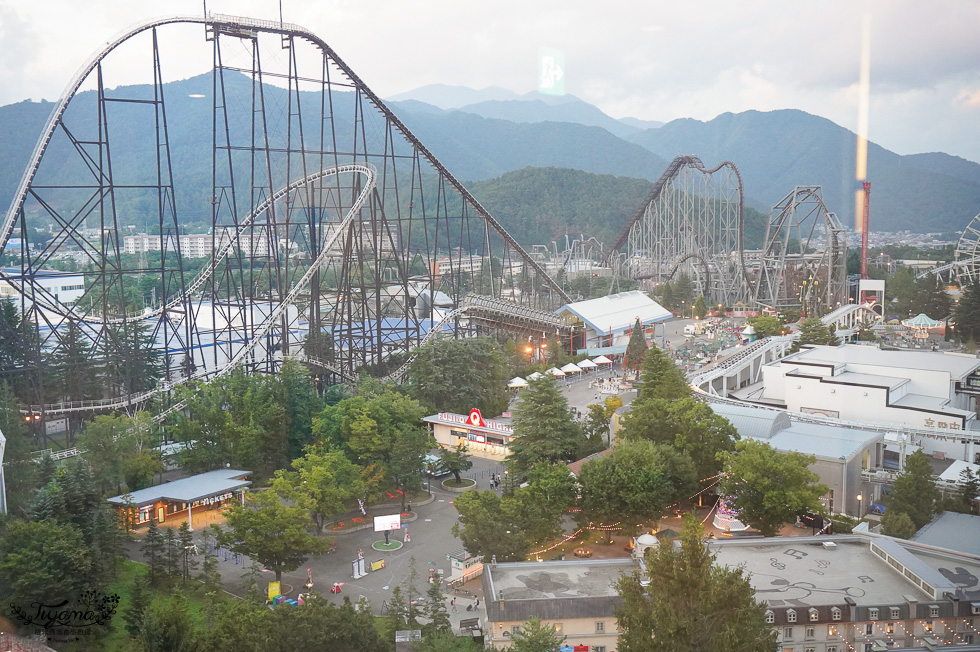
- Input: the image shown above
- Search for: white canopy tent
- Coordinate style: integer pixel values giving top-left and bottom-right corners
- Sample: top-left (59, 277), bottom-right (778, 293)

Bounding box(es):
top-left (592, 355), bottom-right (613, 365)
top-left (527, 372), bottom-right (544, 380)
top-left (577, 358), bottom-right (598, 369)
top-left (560, 362), bottom-right (583, 374)
top-left (507, 377), bottom-right (529, 389)
top-left (546, 367), bottom-right (566, 377)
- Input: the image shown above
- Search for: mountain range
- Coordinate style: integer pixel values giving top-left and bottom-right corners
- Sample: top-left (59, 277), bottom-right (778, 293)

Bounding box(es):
top-left (2, 75), bottom-right (979, 250)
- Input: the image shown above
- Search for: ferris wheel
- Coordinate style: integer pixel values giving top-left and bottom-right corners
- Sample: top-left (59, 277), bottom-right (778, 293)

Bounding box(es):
top-left (954, 212), bottom-right (980, 286)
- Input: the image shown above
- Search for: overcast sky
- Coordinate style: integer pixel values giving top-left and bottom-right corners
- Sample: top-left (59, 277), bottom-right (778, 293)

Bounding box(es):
top-left (1, 0), bottom-right (978, 163)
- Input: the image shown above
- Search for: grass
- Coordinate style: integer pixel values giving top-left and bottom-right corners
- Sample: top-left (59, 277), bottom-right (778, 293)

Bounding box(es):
top-left (62, 559), bottom-right (225, 652)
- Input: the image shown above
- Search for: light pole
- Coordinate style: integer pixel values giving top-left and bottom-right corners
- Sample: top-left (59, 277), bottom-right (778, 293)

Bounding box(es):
top-left (856, 493), bottom-right (863, 519)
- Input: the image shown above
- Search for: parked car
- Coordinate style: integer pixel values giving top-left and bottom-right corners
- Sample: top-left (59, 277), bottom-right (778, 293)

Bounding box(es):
top-left (424, 453), bottom-right (451, 477)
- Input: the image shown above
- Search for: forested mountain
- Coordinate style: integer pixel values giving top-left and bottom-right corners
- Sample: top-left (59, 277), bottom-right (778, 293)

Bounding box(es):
top-left (2, 75), bottom-right (978, 246)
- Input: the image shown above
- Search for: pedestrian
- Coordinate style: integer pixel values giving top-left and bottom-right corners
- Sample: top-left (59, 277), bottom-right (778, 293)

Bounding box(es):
top-left (474, 596), bottom-right (480, 609)
top-left (451, 598), bottom-right (457, 613)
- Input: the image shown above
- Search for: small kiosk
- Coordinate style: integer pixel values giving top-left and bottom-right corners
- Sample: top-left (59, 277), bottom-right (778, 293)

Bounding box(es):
top-left (108, 468), bottom-right (251, 530)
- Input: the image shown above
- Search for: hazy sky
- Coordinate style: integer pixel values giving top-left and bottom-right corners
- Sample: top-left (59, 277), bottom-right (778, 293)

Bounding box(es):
top-left (1, 0), bottom-right (979, 163)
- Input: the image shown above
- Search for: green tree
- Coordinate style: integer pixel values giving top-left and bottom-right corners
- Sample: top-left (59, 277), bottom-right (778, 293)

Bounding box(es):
top-left (76, 414), bottom-right (131, 495)
top-left (622, 318), bottom-right (648, 371)
top-left (720, 440), bottom-right (828, 537)
top-left (512, 462), bottom-right (577, 546)
top-left (278, 360), bottom-right (323, 459)
top-left (47, 321), bottom-right (102, 402)
top-left (388, 584), bottom-right (408, 631)
top-left (0, 519), bottom-right (92, 608)
top-left (954, 282), bottom-right (980, 342)
top-left (885, 450), bottom-right (940, 529)
top-left (577, 440), bottom-right (697, 540)
top-left (438, 442), bottom-right (473, 483)
top-left (635, 344), bottom-right (690, 402)
top-left (141, 518), bottom-right (167, 587)
top-left (673, 272), bottom-right (695, 310)
top-left (507, 375), bottom-right (583, 477)
top-left (622, 397), bottom-right (738, 482)
top-left (960, 467), bottom-right (979, 514)
top-left (277, 446), bottom-right (362, 534)
top-left (795, 317), bottom-right (839, 347)
top-left (177, 521), bottom-right (197, 582)
top-left (124, 571), bottom-right (151, 639)
top-left (509, 617), bottom-right (567, 652)
top-left (408, 337), bottom-right (511, 417)
top-left (881, 510), bottom-right (917, 539)
top-left (615, 515), bottom-right (776, 652)
top-left (219, 486), bottom-right (331, 583)
top-left (423, 572), bottom-right (451, 635)
top-left (0, 382), bottom-right (37, 514)
top-left (582, 403), bottom-right (611, 449)
top-left (138, 591), bottom-right (198, 652)
top-left (746, 315), bottom-right (785, 338)
top-left (692, 294), bottom-right (708, 319)
top-left (452, 489), bottom-right (530, 562)
top-left (417, 630), bottom-right (482, 652)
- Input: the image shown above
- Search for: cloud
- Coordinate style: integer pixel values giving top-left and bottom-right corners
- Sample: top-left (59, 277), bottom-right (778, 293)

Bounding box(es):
top-left (955, 89), bottom-right (980, 110)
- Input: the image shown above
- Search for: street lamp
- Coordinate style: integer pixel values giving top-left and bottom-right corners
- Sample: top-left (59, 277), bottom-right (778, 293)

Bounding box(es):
top-left (856, 493), bottom-right (863, 518)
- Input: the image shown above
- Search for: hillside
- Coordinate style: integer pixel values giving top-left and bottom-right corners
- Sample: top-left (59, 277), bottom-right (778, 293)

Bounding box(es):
top-left (628, 109), bottom-right (980, 231)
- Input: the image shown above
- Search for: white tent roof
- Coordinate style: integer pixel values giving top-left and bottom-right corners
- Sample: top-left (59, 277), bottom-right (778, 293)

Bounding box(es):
top-left (527, 372), bottom-right (544, 380)
top-left (593, 355), bottom-right (613, 364)
top-left (577, 358), bottom-right (598, 368)
top-left (546, 367), bottom-right (566, 377)
top-left (507, 377), bottom-right (528, 388)
top-left (560, 362), bottom-right (583, 373)
top-left (556, 290), bottom-right (672, 335)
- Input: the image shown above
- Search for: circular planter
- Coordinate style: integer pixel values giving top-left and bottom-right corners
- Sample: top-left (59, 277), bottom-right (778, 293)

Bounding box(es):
top-left (441, 478), bottom-right (477, 493)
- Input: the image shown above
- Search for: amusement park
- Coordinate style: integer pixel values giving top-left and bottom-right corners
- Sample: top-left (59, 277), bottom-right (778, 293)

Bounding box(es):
top-left (1, 6), bottom-right (980, 652)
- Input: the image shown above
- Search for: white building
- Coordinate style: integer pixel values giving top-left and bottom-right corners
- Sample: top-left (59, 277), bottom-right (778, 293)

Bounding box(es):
top-left (122, 230), bottom-right (296, 259)
top-left (732, 344), bottom-right (980, 463)
top-left (711, 402), bottom-right (883, 517)
top-left (555, 290), bottom-right (672, 356)
top-left (0, 267), bottom-right (87, 308)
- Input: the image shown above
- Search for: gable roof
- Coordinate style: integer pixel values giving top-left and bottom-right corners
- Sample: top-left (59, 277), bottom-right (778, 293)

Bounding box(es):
top-left (556, 291), bottom-right (672, 335)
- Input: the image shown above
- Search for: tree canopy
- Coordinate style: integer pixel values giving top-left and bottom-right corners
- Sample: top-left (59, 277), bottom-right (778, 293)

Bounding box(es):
top-left (407, 337), bottom-right (510, 417)
top-left (615, 515), bottom-right (776, 652)
top-left (885, 450), bottom-right (940, 530)
top-left (720, 439), bottom-right (828, 537)
top-left (507, 375), bottom-right (584, 477)
top-left (622, 318), bottom-right (648, 371)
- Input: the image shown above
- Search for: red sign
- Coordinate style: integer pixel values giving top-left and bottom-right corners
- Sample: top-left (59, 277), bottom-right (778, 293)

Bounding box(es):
top-left (468, 408), bottom-right (486, 428)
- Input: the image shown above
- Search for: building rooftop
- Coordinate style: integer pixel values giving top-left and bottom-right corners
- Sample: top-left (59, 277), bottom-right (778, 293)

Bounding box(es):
top-left (107, 469), bottom-right (251, 506)
top-left (711, 402), bottom-right (881, 461)
top-left (710, 537), bottom-right (933, 607)
top-left (910, 512), bottom-right (980, 557)
top-left (484, 558), bottom-right (632, 623)
top-left (556, 291), bottom-right (672, 335)
top-left (784, 344), bottom-right (980, 380)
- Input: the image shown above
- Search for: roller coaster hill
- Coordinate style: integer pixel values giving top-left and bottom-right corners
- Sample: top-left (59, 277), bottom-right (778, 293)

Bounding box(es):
top-left (0, 14), bottom-right (575, 433)
top-left (603, 156), bottom-right (848, 317)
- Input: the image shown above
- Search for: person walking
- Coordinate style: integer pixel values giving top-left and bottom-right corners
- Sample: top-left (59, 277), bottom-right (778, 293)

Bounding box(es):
top-left (451, 597), bottom-right (457, 613)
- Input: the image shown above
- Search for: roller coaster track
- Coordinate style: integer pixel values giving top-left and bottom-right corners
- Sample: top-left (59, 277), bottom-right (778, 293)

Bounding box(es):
top-left (24, 164), bottom-right (377, 416)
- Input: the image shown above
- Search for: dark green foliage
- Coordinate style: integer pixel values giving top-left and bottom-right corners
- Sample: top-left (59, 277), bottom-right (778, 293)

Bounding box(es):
top-left (885, 450), bottom-right (940, 529)
top-left (795, 317), bottom-right (840, 347)
top-left (954, 282), bottom-right (980, 342)
top-left (746, 315), bottom-right (786, 338)
top-left (219, 486), bottom-right (331, 583)
top-left (124, 572), bottom-right (151, 639)
top-left (507, 374), bottom-right (584, 477)
top-left (202, 594), bottom-right (388, 651)
top-left (388, 585), bottom-right (408, 631)
top-left (720, 439), bottom-right (828, 537)
top-left (423, 572), bottom-right (452, 635)
top-left (47, 321), bottom-right (102, 402)
top-left (177, 521), bottom-right (197, 582)
top-left (623, 396), bottom-right (738, 483)
top-left (452, 489), bottom-right (531, 562)
top-left (407, 337), bottom-right (510, 417)
top-left (673, 272), bottom-right (696, 310)
top-left (693, 294), bottom-right (708, 319)
top-left (622, 318), bottom-right (648, 371)
top-left (91, 503), bottom-right (125, 582)
top-left (615, 515), bottom-right (776, 652)
top-left (0, 382), bottom-right (36, 514)
top-left (960, 467), bottom-right (980, 514)
top-left (138, 591), bottom-right (198, 652)
top-left (417, 629), bottom-right (482, 652)
top-left (881, 511), bottom-right (917, 539)
top-left (438, 442), bottom-right (473, 483)
top-left (635, 345), bottom-right (690, 402)
top-left (141, 518), bottom-right (167, 587)
top-left (577, 440), bottom-right (697, 540)
top-left (0, 519), bottom-right (93, 610)
top-left (509, 617), bottom-right (567, 652)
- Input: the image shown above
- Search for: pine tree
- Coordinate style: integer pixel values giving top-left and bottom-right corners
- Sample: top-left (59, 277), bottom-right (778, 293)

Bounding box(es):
top-left (622, 318), bottom-right (648, 371)
top-left (885, 450), bottom-right (940, 529)
top-left (124, 572), bottom-right (151, 639)
top-left (635, 344), bottom-right (690, 402)
top-left (960, 467), bottom-right (979, 514)
top-left (693, 294), bottom-right (708, 319)
top-left (388, 585), bottom-right (408, 631)
top-left (164, 527), bottom-right (181, 583)
top-left (47, 321), bottom-right (102, 402)
top-left (423, 574), bottom-right (451, 635)
top-left (177, 521), bottom-right (198, 583)
top-left (615, 515), bottom-right (776, 652)
top-left (141, 519), bottom-right (166, 587)
top-left (508, 374), bottom-right (584, 477)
